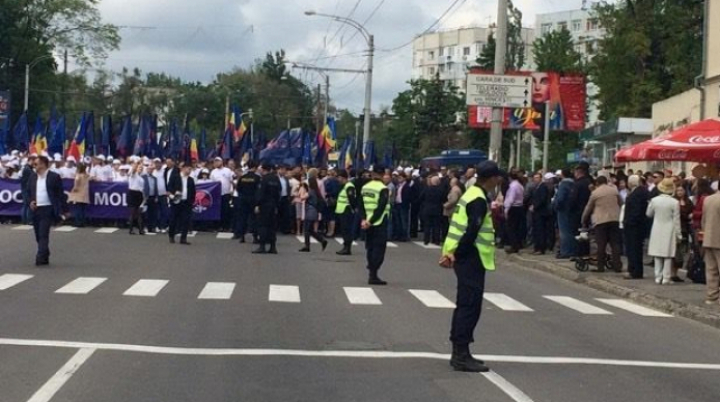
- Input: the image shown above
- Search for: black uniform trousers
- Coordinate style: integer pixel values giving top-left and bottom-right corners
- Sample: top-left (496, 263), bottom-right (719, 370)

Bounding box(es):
top-left (450, 251), bottom-right (487, 345)
top-left (624, 223), bottom-right (645, 278)
top-left (169, 200), bottom-right (192, 241)
top-left (532, 213), bottom-right (554, 253)
top-left (220, 194), bottom-right (232, 231)
top-left (235, 199), bottom-right (256, 239)
top-left (278, 196), bottom-right (291, 233)
top-left (144, 197), bottom-right (158, 231)
top-left (506, 206), bottom-right (525, 251)
top-left (339, 209), bottom-right (355, 248)
top-left (257, 203), bottom-right (277, 246)
top-left (365, 218), bottom-right (388, 278)
top-left (33, 206), bottom-right (54, 263)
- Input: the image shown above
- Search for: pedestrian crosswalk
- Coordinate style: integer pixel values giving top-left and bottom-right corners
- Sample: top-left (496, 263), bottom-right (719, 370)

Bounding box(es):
top-left (0, 273), bottom-right (675, 318)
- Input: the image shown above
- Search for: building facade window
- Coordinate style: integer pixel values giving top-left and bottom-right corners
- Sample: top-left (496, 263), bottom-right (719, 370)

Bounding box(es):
top-left (587, 18), bottom-right (599, 31)
top-left (449, 46), bottom-right (456, 57)
top-left (541, 23), bottom-right (553, 35)
top-left (429, 67), bottom-right (435, 76)
top-left (476, 43), bottom-right (484, 54)
top-left (572, 19), bottom-right (582, 31)
top-left (439, 64), bottom-right (445, 73)
top-left (585, 40), bottom-right (595, 55)
top-left (463, 47), bottom-right (471, 56)
top-left (439, 47), bottom-right (444, 57)
top-left (557, 21), bottom-right (567, 31)
top-left (429, 50), bottom-right (435, 60)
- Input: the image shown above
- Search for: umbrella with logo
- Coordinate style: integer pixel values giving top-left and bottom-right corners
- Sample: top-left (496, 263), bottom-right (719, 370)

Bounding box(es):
top-left (615, 119), bottom-right (720, 163)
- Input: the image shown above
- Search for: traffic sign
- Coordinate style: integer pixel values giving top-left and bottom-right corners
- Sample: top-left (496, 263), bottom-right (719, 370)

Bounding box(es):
top-left (465, 74), bottom-right (532, 108)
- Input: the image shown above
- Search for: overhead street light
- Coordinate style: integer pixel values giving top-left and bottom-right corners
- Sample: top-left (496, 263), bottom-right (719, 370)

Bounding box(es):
top-left (24, 54), bottom-right (57, 111)
top-left (304, 10), bottom-right (374, 151)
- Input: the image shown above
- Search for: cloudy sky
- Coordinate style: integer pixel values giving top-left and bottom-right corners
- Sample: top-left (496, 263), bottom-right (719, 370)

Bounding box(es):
top-left (96, 0), bottom-right (580, 113)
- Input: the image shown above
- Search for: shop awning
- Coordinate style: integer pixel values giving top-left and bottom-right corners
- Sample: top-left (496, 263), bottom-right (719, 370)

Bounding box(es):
top-left (615, 119), bottom-right (720, 163)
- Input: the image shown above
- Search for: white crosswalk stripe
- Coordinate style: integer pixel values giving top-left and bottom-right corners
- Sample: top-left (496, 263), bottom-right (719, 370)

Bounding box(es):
top-left (53, 226), bottom-right (77, 232)
top-left (198, 282), bottom-right (236, 300)
top-left (123, 279), bottom-right (169, 297)
top-left (483, 293), bottom-right (534, 311)
top-left (334, 238), bottom-right (359, 246)
top-left (409, 289), bottom-right (455, 308)
top-left (55, 277), bottom-right (107, 294)
top-left (386, 242), bottom-right (399, 248)
top-left (269, 285), bottom-right (301, 303)
top-left (187, 231), bottom-right (198, 238)
top-left (413, 241), bottom-right (440, 249)
top-left (595, 298), bottom-right (673, 317)
top-left (544, 296), bottom-right (613, 315)
top-left (344, 287), bottom-right (382, 305)
top-left (216, 233), bottom-right (234, 240)
top-left (0, 274), bottom-right (34, 290)
top-left (95, 228), bottom-right (119, 234)
top-left (12, 225), bottom-right (33, 231)
top-left (296, 235), bottom-right (318, 244)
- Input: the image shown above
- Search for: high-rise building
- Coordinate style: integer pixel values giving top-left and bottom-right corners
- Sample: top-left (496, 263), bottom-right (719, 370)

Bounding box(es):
top-left (411, 26), bottom-right (535, 91)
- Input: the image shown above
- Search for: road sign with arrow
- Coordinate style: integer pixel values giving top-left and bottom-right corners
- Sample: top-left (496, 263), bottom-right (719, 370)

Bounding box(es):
top-left (465, 74), bottom-right (532, 109)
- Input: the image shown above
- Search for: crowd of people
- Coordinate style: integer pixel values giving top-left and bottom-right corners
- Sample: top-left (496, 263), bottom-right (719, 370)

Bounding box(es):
top-left (3, 150), bottom-right (719, 304)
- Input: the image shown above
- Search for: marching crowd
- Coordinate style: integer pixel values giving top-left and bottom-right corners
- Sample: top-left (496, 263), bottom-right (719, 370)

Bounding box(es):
top-left (3, 150), bottom-right (720, 304)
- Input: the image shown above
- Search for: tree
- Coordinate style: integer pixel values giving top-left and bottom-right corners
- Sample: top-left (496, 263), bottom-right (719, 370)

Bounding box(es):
top-left (531, 29), bottom-right (587, 169)
top-left (590, 0), bottom-right (703, 119)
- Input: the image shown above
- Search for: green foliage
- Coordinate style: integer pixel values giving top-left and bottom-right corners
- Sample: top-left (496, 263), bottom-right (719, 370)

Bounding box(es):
top-left (589, 0), bottom-right (703, 119)
top-left (532, 28), bottom-right (585, 73)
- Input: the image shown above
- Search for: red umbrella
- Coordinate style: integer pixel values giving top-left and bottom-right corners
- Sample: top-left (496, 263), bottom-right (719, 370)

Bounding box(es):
top-left (615, 119), bottom-right (720, 163)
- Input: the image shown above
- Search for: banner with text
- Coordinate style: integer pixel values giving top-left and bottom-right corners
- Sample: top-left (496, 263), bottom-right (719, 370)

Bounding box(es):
top-left (0, 179), bottom-right (221, 221)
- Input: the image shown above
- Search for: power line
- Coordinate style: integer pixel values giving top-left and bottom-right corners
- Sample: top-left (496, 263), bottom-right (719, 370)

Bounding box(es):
top-left (322, 0), bottom-right (387, 67)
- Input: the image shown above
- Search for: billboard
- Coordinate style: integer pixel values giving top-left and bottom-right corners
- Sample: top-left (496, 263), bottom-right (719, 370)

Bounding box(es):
top-left (468, 72), bottom-right (586, 132)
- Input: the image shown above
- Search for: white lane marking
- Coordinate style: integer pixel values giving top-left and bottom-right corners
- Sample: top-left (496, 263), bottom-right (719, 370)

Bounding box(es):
top-left (544, 296), bottom-right (613, 315)
top-left (413, 241), bottom-right (440, 249)
top-left (55, 277), bottom-right (107, 294)
top-left (94, 228), bottom-right (119, 234)
top-left (144, 231), bottom-right (157, 236)
top-left (595, 298), bottom-right (673, 317)
top-left (216, 233), bottom-right (234, 240)
top-left (123, 279), bottom-right (169, 297)
top-left (3, 337), bottom-right (720, 371)
top-left (53, 226), bottom-right (77, 232)
top-left (12, 225), bottom-right (33, 230)
top-left (386, 242), bottom-right (398, 248)
top-left (484, 293), bottom-right (534, 312)
top-left (198, 282), bottom-right (236, 300)
top-left (334, 238), bottom-right (358, 246)
top-left (0, 274), bottom-right (34, 290)
top-left (26, 348), bottom-right (95, 402)
top-left (344, 287), bottom-right (382, 305)
top-left (269, 285), bottom-right (301, 303)
top-left (409, 289), bottom-right (456, 308)
top-left (296, 235), bottom-right (318, 244)
top-left (482, 371), bottom-right (535, 402)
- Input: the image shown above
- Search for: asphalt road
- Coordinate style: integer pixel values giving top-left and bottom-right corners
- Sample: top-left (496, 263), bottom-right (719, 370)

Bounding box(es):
top-left (1, 224), bottom-right (720, 402)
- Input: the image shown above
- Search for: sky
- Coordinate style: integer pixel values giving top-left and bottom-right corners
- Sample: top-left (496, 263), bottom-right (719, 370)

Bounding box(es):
top-left (95, 0), bottom-right (583, 114)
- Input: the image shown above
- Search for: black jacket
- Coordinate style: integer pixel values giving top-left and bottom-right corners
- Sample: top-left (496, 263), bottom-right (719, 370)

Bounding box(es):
top-left (574, 175), bottom-right (593, 216)
top-left (28, 170), bottom-right (65, 219)
top-left (419, 185), bottom-right (445, 217)
top-left (624, 186), bottom-right (650, 227)
top-left (532, 182), bottom-right (554, 216)
top-left (165, 167), bottom-right (182, 195)
top-left (256, 174), bottom-right (281, 207)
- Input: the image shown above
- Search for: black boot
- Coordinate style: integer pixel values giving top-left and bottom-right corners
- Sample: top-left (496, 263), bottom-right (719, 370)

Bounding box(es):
top-left (252, 244), bottom-right (267, 254)
top-left (336, 246), bottom-right (351, 256)
top-left (450, 344), bottom-right (488, 372)
top-left (268, 243), bottom-right (278, 254)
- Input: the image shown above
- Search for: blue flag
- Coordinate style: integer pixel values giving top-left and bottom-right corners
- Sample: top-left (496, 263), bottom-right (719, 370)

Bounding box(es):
top-left (133, 115), bottom-right (148, 156)
top-left (221, 123), bottom-right (233, 160)
top-left (13, 112), bottom-right (29, 152)
top-left (0, 116), bottom-right (9, 155)
top-left (101, 115), bottom-right (112, 156)
top-left (199, 128), bottom-right (207, 160)
top-left (84, 112), bottom-right (95, 155)
top-left (337, 138), bottom-right (350, 170)
top-left (364, 140), bottom-right (376, 169)
top-left (116, 116), bottom-right (132, 158)
top-left (302, 132), bottom-right (313, 166)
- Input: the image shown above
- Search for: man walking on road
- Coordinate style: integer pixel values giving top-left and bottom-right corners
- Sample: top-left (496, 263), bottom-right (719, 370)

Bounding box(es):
top-left (168, 163), bottom-right (196, 245)
top-left (441, 160), bottom-right (504, 373)
top-left (335, 170), bottom-right (357, 256)
top-left (359, 165), bottom-right (390, 285)
top-left (701, 191), bottom-right (720, 305)
top-left (28, 155), bottom-right (65, 266)
top-left (253, 163), bottom-right (281, 255)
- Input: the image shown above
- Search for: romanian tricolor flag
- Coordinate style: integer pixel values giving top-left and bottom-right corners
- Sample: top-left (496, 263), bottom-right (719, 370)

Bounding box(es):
top-left (189, 136), bottom-right (199, 161)
top-left (29, 116), bottom-right (45, 155)
top-left (67, 113), bottom-right (87, 161)
top-left (319, 117), bottom-right (336, 152)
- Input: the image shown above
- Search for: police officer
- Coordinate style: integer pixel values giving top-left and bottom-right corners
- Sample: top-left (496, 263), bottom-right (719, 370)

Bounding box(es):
top-left (359, 165), bottom-right (390, 285)
top-left (252, 163), bottom-right (281, 254)
top-left (440, 160), bottom-right (504, 373)
top-left (335, 170), bottom-right (358, 255)
top-left (235, 161), bottom-right (260, 243)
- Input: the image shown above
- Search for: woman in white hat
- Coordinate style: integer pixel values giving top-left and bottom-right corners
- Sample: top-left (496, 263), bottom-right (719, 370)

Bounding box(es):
top-left (646, 178), bottom-right (682, 284)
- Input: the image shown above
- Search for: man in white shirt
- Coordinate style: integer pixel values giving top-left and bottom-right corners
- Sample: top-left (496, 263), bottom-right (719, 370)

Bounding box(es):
top-left (29, 155), bottom-right (64, 266)
top-left (59, 156), bottom-right (77, 179)
top-left (153, 158), bottom-right (169, 233)
top-left (210, 157), bottom-right (234, 231)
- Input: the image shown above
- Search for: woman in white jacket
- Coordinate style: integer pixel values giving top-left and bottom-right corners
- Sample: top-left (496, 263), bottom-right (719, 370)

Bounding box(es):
top-left (646, 178), bottom-right (682, 285)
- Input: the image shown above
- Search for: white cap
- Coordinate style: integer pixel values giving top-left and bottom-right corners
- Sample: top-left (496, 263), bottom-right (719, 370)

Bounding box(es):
top-left (11, 150), bottom-right (19, 156)
top-left (83, 156), bottom-right (92, 164)
top-left (119, 164), bottom-right (131, 171)
top-left (107, 156), bottom-right (114, 163)
top-left (112, 159), bottom-right (121, 165)
top-left (544, 172), bottom-right (556, 180)
top-left (40, 151), bottom-right (49, 157)
top-left (412, 169), bottom-right (420, 178)
top-left (66, 156), bottom-right (76, 163)
top-left (96, 154), bottom-right (106, 161)
top-left (7, 161), bottom-right (19, 169)
top-left (555, 169), bottom-right (562, 176)
top-left (214, 156), bottom-right (223, 162)
top-left (53, 153), bottom-right (62, 160)
top-left (201, 168), bottom-right (209, 174)
top-left (129, 155), bottom-right (140, 162)
top-left (47, 156), bottom-right (54, 162)
top-left (153, 158), bottom-right (162, 163)
top-left (404, 167), bottom-right (413, 175)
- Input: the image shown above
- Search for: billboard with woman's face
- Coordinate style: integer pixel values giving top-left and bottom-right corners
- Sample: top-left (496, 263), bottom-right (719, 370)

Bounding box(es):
top-left (468, 72), bottom-right (586, 132)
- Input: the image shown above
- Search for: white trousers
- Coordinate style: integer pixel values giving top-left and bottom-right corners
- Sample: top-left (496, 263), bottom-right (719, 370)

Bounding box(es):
top-left (654, 257), bottom-right (672, 283)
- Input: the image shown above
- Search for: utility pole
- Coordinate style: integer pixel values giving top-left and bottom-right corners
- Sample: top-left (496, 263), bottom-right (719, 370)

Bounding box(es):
top-left (316, 83), bottom-right (322, 133)
top-left (362, 34), bottom-right (374, 152)
top-left (542, 101), bottom-right (550, 172)
top-left (489, 0), bottom-right (508, 163)
top-left (324, 74), bottom-right (329, 123)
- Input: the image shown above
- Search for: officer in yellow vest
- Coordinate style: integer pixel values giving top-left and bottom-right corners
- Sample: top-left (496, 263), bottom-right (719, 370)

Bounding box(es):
top-left (440, 160), bottom-right (505, 373)
top-left (335, 170), bottom-right (358, 256)
top-left (359, 164), bottom-right (391, 285)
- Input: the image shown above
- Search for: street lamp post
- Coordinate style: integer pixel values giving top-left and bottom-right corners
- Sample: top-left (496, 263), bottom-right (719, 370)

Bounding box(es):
top-left (304, 10), bottom-right (373, 151)
top-left (25, 55), bottom-right (56, 111)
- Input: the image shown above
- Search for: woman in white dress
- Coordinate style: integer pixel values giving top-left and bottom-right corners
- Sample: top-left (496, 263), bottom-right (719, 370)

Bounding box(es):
top-left (646, 178), bottom-right (682, 284)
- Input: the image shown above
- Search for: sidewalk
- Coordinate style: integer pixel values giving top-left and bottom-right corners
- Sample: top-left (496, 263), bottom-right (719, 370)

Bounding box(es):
top-left (504, 252), bottom-right (720, 329)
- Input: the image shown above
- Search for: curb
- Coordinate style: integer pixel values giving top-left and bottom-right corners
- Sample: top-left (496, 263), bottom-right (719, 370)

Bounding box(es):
top-left (505, 254), bottom-right (720, 330)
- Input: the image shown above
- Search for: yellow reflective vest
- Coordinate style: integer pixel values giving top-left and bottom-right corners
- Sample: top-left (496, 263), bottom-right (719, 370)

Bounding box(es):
top-left (361, 180), bottom-right (390, 226)
top-left (442, 185), bottom-right (496, 271)
top-left (335, 181), bottom-right (355, 214)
